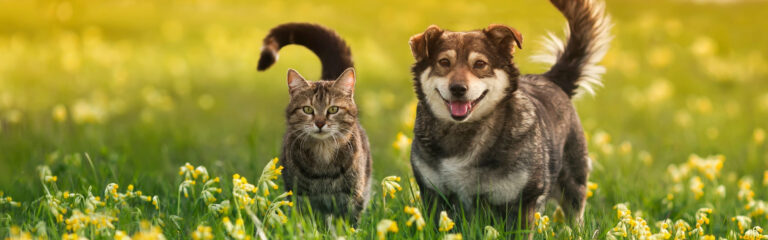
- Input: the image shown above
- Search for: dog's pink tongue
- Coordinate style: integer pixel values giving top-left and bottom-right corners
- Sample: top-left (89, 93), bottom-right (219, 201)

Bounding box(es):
top-left (449, 101), bottom-right (471, 117)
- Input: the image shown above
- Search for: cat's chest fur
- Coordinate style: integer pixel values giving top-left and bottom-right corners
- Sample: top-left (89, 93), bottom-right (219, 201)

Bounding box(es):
top-left (311, 140), bottom-right (337, 164)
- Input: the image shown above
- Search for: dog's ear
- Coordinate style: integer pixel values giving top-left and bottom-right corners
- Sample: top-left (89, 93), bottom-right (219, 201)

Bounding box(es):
top-left (409, 25), bottom-right (444, 61)
top-left (483, 24), bottom-right (523, 56)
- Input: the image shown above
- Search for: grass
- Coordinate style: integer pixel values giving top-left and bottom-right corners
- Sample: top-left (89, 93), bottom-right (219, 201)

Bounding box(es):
top-left (1, 0), bottom-right (768, 239)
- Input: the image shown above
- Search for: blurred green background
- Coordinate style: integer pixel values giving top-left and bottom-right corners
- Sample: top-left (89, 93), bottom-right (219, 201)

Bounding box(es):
top-left (1, 0), bottom-right (767, 207)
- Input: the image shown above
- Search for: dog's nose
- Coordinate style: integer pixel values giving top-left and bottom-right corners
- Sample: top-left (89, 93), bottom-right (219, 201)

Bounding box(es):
top-left (449, 83), bottom-right (468, 97)
top-left (315, 121), bottom-right (325, 129)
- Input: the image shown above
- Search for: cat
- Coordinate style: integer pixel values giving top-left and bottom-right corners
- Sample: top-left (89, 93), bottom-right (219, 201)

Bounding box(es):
top-left (258, 23), bottom-right (372, 221)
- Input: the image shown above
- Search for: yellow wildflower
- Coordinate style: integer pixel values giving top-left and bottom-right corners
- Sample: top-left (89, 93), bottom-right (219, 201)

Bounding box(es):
top-left (392, 132), bottom-right (412, 152)
top-left (716, 185), bottom-right (726, 198)
top-left (747, 200), bottom-right (767, 218)
top-left (44, 176), bottom-right (58, 183)
top-left (381, 176), bottom-right (402, 199)
top-left (754, 128), bottom-right (765, 145)
top-left (691, 208), bottom-right (712, 235)
top-left (483, 226), bottom-right (500, 240)
top-left (376, 219), bottom-right (398, 240)
top-left (732, 216), bottom-right (752, 233)
top-left (114, 230), bottom-right (131, 240)
top-left (742, 226), bottom-right (768, 240)
top-left (404, 206), bottom-right (426, 230)
top-left (61, 233), bottom-right (84, 240)
top-left (533, 212), bottom-right (550, 234)
top-left (192, 225), bottom-right (214, 240)
top-left (552, 206), bottom-right (565, 223)
top-left (439, 211), bottom-right (456, 232)
top-left (444, 234), bottom-right (463, 240)
top-left (619, 141), bottom-right (632, 155)
top-left (52, 104), bottom-right (68, 122)
top-left (739, 177), bottom-right (755, 202)
top-left (132, 220), bottom-right (167, 240)
top-left (257, 157), bottom-right (284, 196)
top-left (614, 203), bottom-right (632, 219)
top-left (689, 176), bottom-right (704, 199)
top-left (587, 181), bottom-right (598, 198)
top-left (687, 154), bottom-right (724, 180)
top-left (222, 217), bottom-right (249, 240)
top-left (764, 171), bottom-right (768, 186)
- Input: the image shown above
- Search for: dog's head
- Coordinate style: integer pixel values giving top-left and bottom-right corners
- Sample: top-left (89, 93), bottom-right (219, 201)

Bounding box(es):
top-left (409, 24), bottom-right (522, 122)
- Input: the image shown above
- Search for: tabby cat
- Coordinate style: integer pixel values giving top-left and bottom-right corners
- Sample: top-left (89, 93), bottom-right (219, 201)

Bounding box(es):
top-left (257, 23), bottom-right (372, 221)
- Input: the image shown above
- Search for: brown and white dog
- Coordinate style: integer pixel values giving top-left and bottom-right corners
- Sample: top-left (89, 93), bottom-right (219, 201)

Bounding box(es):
top-left (407, 0), bottom-right (611, 234)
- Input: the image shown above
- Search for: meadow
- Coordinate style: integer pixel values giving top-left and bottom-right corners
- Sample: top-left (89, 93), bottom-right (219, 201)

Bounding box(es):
top-left (1, 0), bottom-right (768, 239)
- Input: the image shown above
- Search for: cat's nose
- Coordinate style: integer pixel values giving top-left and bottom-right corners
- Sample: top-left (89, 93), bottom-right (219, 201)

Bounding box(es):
top-left (315, 121), bottom-right (325, 129)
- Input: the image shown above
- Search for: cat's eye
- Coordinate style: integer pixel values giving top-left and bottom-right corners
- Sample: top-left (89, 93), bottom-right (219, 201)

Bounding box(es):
top-left (327, 106), bottom-right (339, 114)
top-left (438, 58), bottom-right (451, 68)
top-left (302, 106), bottom-right (314, 114)
top-left (473, 60), bottom-right (487, 69)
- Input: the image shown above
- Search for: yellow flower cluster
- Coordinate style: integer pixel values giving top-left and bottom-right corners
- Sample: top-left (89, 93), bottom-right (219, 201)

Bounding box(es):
top-left (191, 225), bottom-right (214, 240)
top-left (534, 212), bottom-right (552, 236)
top-left (690, 208), bottom-right (712, 235)
top-left (607, 203), bottom-right (693, 240)
top-left (687, 154), bottom-right (724, 180)
top-left (404, 206), bottom-right (426, 230)
top-left (587, 182), bottom-right (598, 198)
top-left (256, 158), bottom-right (284, 197)
top-left (409, 177), bottom-right (421, 204)
top-left (5, 226), bottom-right (32, 240)
top-left (178, 163), bottom-right (221, 204)
top-left (0, 191), bottom-right (21, 207)
top-left (483, 226), bottom-right (500, 240)
top-left (64, 209), bottom-right (116, 233)
top-left (381, 176), bottom-right (402, 199)
top-left (232, 173), bottom-right (259, 208)
top-left (737, 177), bottom-right (768, 220)
top-left (592, 131), bottom-right (614, 155)
top-left (222, 217), bottom-right (251, 240)
top-left (443, 233), bottom-right (463, 240)
top-left (229, 158), bottom-right (293, 227)
top-left (732, 215), bottom-right (752, 233)
top-left (690, 176), bottom-right (705, 200)
top-left (392, 132), bottom-right (412, 152)
top-left (376, 219), bottom-right (398, 240)
top-left (742, 226), bottom-right (768, 240)
top-left (128, 220), bottom-right (167, 240)
top-left (439, 211), bottom-right (455, 232)
top-left (764, 171), bottom-right (768, 186)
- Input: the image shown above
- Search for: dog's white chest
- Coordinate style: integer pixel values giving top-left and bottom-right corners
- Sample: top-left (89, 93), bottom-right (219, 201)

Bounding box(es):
top-left (413, 153), bottom-right (529, 205)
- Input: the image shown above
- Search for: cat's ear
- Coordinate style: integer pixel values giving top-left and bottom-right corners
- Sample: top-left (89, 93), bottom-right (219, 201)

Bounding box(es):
top-left (333, 68), bottom-right (356, 95)
top-left (287, 69), bottom-right (309, 95)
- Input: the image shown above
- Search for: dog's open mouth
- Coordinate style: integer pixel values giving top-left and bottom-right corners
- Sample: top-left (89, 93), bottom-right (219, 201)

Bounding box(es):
top-left (437, 89), bottom-right (488, 121)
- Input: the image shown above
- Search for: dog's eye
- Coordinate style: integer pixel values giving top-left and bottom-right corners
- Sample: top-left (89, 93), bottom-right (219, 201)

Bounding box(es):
top-left (327, 106), bottom-right (339, 114)
top-left (438, 59), bottom-right (451, 68)
top-left (473, 60), bottom-right (487, 69)
top-left (302, 106), bottom-right (314, 114)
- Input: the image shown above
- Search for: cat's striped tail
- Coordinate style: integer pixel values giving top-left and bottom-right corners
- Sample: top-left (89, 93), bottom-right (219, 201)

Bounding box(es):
top-left (257, 23), bottom-right (353, 80)
top-left (533, 0), bottom-right (613, 97)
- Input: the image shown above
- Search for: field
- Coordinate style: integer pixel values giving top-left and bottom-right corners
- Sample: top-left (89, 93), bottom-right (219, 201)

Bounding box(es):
top-left (1, 0), bottom-right (768, 239)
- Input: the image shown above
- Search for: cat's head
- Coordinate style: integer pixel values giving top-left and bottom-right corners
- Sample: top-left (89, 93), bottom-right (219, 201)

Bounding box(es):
top-left (285, 68), bottom-right (358, 140)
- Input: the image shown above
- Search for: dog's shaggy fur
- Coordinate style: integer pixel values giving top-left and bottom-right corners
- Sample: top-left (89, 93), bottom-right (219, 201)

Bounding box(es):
top-left (407, 0), bottom-right (612, 234)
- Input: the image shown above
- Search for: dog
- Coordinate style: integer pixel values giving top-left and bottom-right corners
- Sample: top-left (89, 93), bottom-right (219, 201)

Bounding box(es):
top-left (407, 0), bottom-right (611, 233)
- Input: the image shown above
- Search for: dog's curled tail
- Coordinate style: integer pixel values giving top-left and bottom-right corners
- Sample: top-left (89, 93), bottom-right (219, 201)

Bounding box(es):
top-left (533, 0), bottom-right (613, 97)
top-left (257, 23), bottom-right (353, 80)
